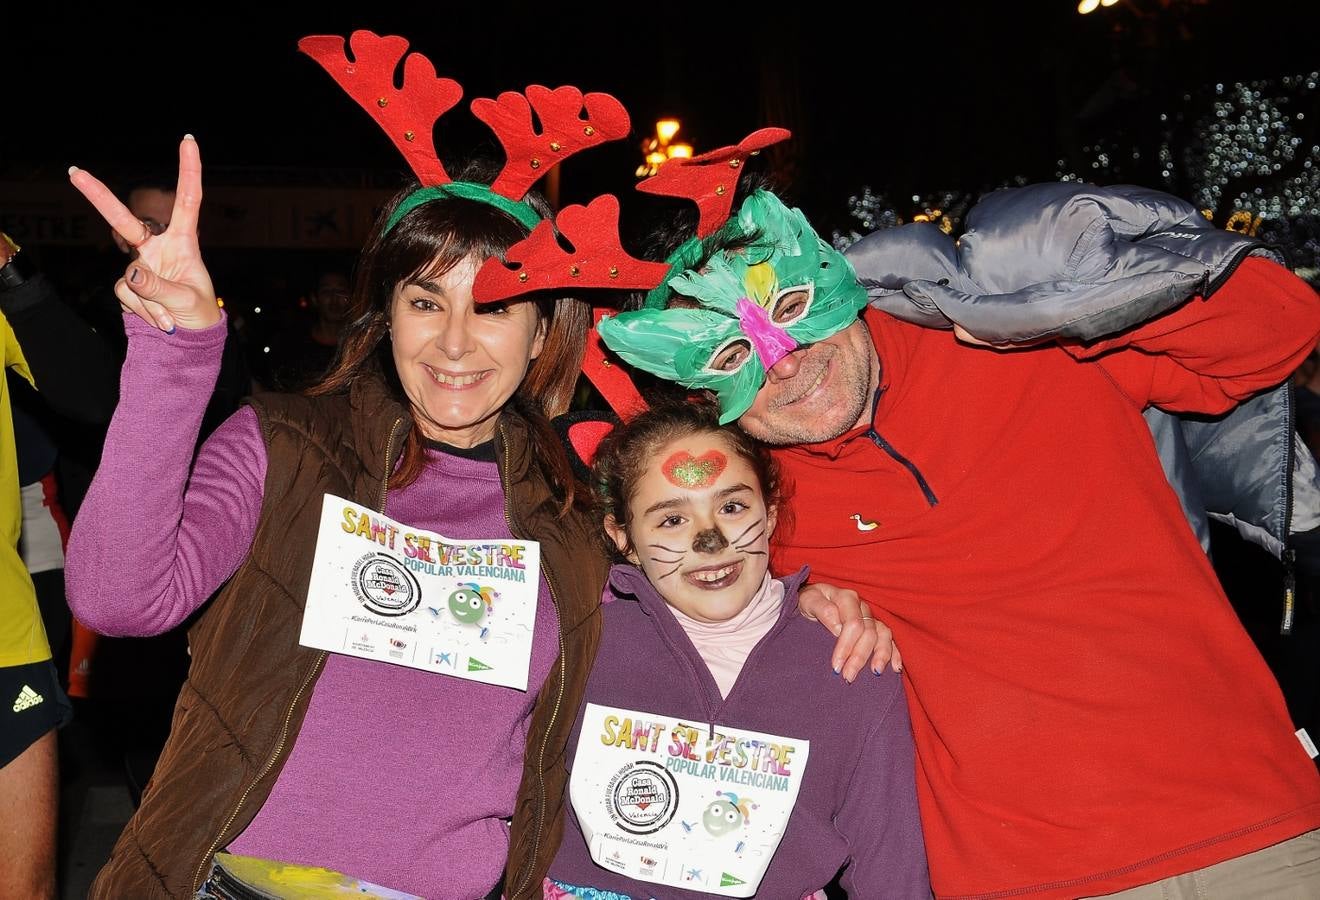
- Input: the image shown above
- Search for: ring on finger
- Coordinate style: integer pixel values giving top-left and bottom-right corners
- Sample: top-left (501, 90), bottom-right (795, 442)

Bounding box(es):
top-left (128, 221), bottom-right (152, 249)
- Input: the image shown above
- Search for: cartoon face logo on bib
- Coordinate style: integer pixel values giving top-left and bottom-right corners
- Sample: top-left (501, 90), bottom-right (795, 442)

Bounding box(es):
top-left (702, 791), bottom-right (757, 838)
top-left (448, 582), bottom-right (496, 624)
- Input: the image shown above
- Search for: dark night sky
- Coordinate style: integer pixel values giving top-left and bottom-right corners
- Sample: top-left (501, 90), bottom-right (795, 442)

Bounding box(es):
top-left (6, 2), bottom-right (1319, 232)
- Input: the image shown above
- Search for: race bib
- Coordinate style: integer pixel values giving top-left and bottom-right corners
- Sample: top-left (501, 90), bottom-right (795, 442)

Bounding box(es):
top-left (569, 703), bottom-right (809, 896)
top-left (300, 494), bottom-right (540, 691)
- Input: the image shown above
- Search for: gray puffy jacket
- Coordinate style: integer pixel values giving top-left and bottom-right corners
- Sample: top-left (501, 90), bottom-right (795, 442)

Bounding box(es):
top-left (845, 183), bottom-right (1320, 611)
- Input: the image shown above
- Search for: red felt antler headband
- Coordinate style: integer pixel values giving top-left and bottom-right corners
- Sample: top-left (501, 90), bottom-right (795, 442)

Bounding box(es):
top-left (470, 127), bottom-right (791, 302)
top-left (636, 127), bottom-right (791, 238)
top-left (298, 29), bottom-right (631, 230)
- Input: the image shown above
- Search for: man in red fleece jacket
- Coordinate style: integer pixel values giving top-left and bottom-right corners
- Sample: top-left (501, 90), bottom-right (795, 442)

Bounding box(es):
top-left (526, 165), bottom-right (1320, 895)
top-left (586, 176), bottom-right (1320, 897)
top-left (747, 252), bottom-right (1320, 899)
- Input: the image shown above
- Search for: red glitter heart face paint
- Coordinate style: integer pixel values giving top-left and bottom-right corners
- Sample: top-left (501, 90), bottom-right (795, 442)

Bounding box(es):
top-left (662, 450), bottom-right (727, 489)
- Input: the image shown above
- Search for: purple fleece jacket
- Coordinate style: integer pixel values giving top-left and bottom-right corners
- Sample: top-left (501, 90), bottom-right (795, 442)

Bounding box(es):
top-left (548, 564), bottom-right (930, 899)
top-left (66, 315), bottom-right (560, 899)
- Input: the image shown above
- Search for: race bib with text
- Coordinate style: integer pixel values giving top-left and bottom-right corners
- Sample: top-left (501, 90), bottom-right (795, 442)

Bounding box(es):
top-left (569, 703), bottom-right (809, 896)
top-left (300, 494), bottom-right (540, 691)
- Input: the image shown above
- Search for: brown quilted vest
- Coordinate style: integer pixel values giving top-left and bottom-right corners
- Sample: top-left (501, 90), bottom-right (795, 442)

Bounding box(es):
top-left (90, 377), bottom-right (604, 898)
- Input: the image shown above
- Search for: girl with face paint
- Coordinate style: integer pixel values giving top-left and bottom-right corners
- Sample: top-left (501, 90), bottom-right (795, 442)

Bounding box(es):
top-left (542, 400), bottom-right (929, 898)
top-left (600, 408), bottom-right (779, 628)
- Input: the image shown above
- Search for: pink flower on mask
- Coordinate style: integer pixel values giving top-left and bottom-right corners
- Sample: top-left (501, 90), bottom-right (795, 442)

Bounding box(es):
top-left (736, 297), bottom-right (798, 370)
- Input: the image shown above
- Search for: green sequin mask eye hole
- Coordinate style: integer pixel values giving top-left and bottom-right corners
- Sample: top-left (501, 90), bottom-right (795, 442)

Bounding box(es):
top-left (769, 285), bottom-right (813, 326)
top-left (703, 337), bottom-right (755, 375)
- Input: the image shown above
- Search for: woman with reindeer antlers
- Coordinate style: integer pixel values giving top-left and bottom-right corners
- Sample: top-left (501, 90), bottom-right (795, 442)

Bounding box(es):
top-left (61, 29), bottom-right (627, 900)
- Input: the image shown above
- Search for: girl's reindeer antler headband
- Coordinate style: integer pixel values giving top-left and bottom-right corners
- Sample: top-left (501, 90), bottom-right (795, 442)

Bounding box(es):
top-left (298, 29), bottom-right (632, 234)
top-left (470, 127), bottom-right (791, 302)
top-left (468, 128), bottom-right (793, 423)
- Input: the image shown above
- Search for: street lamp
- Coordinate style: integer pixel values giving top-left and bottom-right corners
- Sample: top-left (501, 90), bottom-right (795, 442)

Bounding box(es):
top-left (637, 118), bottom-right (694, 177)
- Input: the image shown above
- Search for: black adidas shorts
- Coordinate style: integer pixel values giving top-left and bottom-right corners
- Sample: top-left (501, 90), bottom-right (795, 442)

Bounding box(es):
top-left (0, 659), bottom-right (72, 768)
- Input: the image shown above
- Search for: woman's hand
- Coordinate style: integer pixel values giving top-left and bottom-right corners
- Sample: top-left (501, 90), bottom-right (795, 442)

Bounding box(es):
top-left (68, 135), bottom-right (220, 333)
top-left (953, 324), bottom-right (1051, 350)
top-left (798, 582), bottom-right (903, 681)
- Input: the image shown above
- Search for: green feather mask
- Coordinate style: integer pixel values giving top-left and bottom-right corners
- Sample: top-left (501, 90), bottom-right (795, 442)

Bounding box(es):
top-left (598, 190), bottom-right (868, 423)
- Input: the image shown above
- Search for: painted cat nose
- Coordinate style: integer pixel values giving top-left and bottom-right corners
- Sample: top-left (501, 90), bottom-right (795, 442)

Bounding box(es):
top-left (692, 527), bottom-right (730, 554)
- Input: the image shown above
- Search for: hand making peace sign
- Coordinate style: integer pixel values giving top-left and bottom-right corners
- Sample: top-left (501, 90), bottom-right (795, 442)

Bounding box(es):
top-left (68, 135), bottom-right (221, 334)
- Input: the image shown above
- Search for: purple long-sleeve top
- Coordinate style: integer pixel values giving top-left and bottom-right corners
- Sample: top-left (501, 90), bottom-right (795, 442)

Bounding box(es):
top-left (548, 564), bottom-right (930, 899)
top-left (66, 315), bottom-right (561, 899)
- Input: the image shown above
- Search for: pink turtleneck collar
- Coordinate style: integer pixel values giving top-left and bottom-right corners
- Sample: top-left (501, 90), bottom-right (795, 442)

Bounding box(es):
top-left (667, 573), bottom-right (785, 698)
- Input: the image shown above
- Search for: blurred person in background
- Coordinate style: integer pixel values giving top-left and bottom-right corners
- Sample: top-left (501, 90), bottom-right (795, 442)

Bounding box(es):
top-left (263, 262), bottom-right (353, 392)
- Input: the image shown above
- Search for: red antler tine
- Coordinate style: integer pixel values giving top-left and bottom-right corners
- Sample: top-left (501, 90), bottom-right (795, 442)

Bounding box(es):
top-left (298, 30), bottom-right (463, 186)
top-left (471, 195), bottom-right (670, 301)
top-left (584, 306), bottom-right (647, 422)
top-left (637, 127), bottom-right (792, 237)
top-left (472, 86), bottom-right (631, 200)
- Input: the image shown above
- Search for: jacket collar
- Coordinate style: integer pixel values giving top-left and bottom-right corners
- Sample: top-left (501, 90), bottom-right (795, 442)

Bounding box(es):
top-left (347, 374), bottom-right (411, 474)
top-left (494, 404), bottom-right (538, 484)
top-left (607, 562), bottom-right (811, 716)
top-left (787, 308), bottom-right (901, 461)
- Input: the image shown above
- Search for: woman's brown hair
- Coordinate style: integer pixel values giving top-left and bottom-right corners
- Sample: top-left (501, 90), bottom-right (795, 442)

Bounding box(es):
top-left (309, 160), bottom-right (589, 514)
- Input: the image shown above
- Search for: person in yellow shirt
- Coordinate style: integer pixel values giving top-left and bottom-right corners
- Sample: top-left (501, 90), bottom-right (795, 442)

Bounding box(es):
top-left (0, 311), bottom-right (61, 900)
top-left (0, 232), bottom-right (78, 900)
